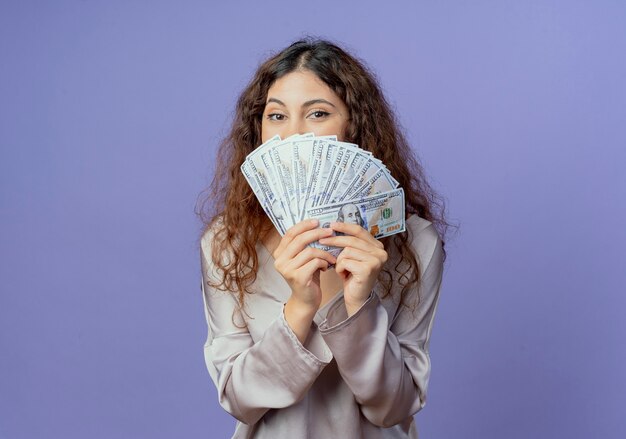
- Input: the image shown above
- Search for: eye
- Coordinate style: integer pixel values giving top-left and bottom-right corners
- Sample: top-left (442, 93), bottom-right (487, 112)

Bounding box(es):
top-left (267, 113), bottom-right (286, 121)
top-left (307, 110), bottom-right (330, 119)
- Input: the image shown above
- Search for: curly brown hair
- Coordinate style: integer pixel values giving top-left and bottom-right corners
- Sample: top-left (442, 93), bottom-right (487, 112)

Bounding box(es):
top-left (196, 38), bottom-right (452, 309)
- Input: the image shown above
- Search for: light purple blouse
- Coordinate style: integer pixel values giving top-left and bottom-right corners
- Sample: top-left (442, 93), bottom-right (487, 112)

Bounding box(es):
top-left (200, 215), bottom-right (444, 438)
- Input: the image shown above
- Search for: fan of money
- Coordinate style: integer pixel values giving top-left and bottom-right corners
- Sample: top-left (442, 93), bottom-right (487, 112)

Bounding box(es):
top-left (241, 133), bottom-right (406, 256)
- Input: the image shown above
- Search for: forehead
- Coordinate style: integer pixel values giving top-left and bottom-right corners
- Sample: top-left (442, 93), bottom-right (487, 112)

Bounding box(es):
top-left (266, 70), bottom-right (339, 101)
top-left (343, 204), bottom-right (359, 213)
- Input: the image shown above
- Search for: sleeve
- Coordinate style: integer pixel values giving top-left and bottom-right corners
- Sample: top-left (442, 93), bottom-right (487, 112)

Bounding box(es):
top-left (318, 224), bottom-right (444, 428)
top-left (200, 236), bottom-right (332, 425)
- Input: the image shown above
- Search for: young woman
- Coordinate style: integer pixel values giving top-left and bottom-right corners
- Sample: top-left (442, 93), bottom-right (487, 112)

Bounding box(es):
top-left (197, 38), bottom-right (451, 438)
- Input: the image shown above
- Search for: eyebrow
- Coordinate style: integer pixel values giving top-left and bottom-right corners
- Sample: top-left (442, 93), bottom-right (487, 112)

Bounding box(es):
top-left (266, 97), bottom-right (337, 109)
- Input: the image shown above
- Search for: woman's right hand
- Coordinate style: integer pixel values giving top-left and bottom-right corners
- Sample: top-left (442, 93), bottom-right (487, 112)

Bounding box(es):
top-left (273, 219), bottom-right (337, 316)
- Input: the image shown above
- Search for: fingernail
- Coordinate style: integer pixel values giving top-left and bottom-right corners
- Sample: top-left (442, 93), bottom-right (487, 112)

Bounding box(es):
top-left (310, 219), bottom-right (319, 225)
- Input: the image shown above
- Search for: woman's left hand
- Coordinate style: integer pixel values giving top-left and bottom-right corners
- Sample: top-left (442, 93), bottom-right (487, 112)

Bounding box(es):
top-left (318, 222), bottom-right (388, 316)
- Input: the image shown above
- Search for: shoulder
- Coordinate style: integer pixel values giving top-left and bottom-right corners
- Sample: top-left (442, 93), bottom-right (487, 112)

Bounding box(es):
top-left (405, 214), bottom-right (443, 278)
top-left (405, 214), bottom-right (436, 238)
top-left (200, 215), bottom-right (229, 260)
top-left (199, 216), bottom-right (233, 283)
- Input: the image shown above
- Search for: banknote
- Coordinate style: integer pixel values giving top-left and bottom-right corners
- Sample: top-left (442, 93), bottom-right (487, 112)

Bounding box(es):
top-left (241, 135), bottom-right (286, 233)
top-left (343, 155), bottom-right (376, 199)
top-left (292, 138), bottom-right (313, 219)
top-left (350, 167), bottom-right (398, 200)
top-left (311, 140), bottom-right (338, 208)
top-left (318, 144), bottom-right (345, 206)
top-left (269, 140), bottom-right (299, 225)
top-left (292, 135), bottom-right (337, 220)
top-left (242, 134), bottom-right (403, 236)
top-left (302, 138), bottom-right (328, 215)
top-left (306, 188), bottom-right (406, 257)
top-left (319, 141), bottom-right (360, 206)
top-left (240, 160), bottom-right (283, 233)
top-left (329, 149), bottom-right (368, 204)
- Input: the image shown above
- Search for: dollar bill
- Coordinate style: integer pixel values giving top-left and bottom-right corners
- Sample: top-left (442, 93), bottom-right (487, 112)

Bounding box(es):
top-left (269, 140), bottom-right (299, 226)
top-left (292, 138), bottom-right (312, 220)
top-left (318, 143), bottom-right (345, 206)
top-left (241, 135), bottom-right (287, 233)
top-left (240, 160), bottom-right (284, 234)
top-left (320, 141), bottom-right (360, 206)
top-left (291, 135), bottom-right (335, 220)
top-left (329, 148), bottom-right (369, 204)
top-left (350, 167), bottom-right (398, 200)
top-left (311, 140), bottom-right (338, 208)
top-left (306, 188), bottom-right (406, 257)
top-left (337, 155), bottom-right (376, 201)
top-left (242, 134), bottom-right (404, 239)
top-left (301, 138), bottom-right (327, 215)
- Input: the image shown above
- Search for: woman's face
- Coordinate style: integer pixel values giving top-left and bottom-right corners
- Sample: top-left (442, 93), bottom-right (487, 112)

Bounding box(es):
top-left (261, 69), bottom-right (350, 143)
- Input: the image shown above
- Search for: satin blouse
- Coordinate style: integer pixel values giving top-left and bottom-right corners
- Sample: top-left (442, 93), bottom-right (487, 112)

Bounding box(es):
top-left (200, 214), bottom-right (444, 438)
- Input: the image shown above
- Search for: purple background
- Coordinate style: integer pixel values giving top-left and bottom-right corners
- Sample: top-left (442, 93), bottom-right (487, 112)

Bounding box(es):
top-left (1, 1), bottom-right (625, 438)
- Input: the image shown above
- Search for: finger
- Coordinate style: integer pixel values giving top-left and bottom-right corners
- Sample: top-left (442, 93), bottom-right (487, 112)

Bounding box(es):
top-left (329, 222), bottom-right (383, 248)
top-left (280, 227), bottom-right (334, 260)
top-left (336, 246), bottom-right (373, 263)
top-left (285, 247), bottom-right (337, 271)
top-left (298, 257), bottom-right (331, 281)
top-left (335, 257), bottom-right (358, 277)
top-left (336, 252), bottom-right (372, 277)
top-left (275, 219), bottom-right (321, 256)
top-left (336, 247), bottom-right (387, 275)
top-left (317, 235), bottom-right (380, 252)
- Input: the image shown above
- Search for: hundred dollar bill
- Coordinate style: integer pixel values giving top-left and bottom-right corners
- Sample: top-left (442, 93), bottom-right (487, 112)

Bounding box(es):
top-left (318, 143), bottom-right (345, 206)
top-left (258, 148), bottom-right (292, 229)
top-left (240, 160), bottom-right (284, 234)
top-left (306, 188), bottom-right (406, 257)
top-left (292, 135), bottom-right (336, 221)
top-left (241, 135), bottom-right (287, 233)
top-left (292, 138), bottom-right (313, 220)
top-left (269, 140), bottom-right (299, 227)
top-left (311, 140), bottom-right (338, 208)
top-left (336, 153), bottom-right (377, 201)
top-left (329, 149), bottom-right (368, 204)
top-left (301, 138), bottom-right (327, 217)
top-left (350, 167), bottom-right (397, 200)
top-left (320, 140), bottom-right (360, 206)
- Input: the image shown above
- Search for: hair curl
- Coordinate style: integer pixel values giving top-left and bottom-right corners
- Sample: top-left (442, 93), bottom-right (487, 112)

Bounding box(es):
top-left (196, 38), bottom-right (453, 310)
